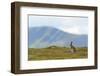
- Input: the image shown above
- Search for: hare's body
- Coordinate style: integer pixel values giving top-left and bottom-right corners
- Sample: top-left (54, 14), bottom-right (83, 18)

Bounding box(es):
top-left (70, 41), bottom-right (76, 53)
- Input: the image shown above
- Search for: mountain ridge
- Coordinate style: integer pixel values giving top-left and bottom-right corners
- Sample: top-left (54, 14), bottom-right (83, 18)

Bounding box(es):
top-left (28, 26), bottom-right (88, 48)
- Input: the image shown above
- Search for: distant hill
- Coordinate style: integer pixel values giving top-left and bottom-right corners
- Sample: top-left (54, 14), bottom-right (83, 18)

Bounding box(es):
top-left (28, 26), bottom-right (88, 48)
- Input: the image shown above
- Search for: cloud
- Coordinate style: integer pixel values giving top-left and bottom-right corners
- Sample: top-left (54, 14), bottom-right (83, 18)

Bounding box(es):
top-left (60, 27), bottom-right (80, 34)
top-left (29, 15), bottom-right (88, 35)
top-left (56, 16), bottom-right (88, 34)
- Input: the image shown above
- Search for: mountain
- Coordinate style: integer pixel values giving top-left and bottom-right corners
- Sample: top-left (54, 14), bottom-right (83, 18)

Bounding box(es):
top-left (28, 26), bottom-right (88, 48)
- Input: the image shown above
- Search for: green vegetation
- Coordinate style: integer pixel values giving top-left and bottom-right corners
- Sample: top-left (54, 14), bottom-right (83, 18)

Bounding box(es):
top-left (28, 46), bottom-right (88, 61)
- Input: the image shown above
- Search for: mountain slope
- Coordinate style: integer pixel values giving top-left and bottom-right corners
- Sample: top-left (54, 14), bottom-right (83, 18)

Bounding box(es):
top-left (28, 26), bottom-right (88, 48)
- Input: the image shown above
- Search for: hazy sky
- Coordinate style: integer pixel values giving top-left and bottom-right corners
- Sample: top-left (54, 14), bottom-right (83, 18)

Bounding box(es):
top-left (29, 15), bottom-right (88, 35)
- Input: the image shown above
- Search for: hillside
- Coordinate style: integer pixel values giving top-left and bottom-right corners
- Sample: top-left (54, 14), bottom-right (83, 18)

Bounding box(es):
top-left (28, 26), bottom-right (88, 48)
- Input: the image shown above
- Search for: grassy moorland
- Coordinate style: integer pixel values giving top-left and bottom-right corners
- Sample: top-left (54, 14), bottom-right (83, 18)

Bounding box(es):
top-left (28, 46), bottom-right (88, 61)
